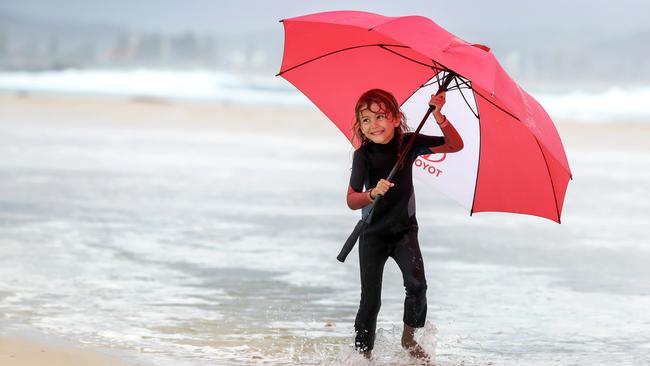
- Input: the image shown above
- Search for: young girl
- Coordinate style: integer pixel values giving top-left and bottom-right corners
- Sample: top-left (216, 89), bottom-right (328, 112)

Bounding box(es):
top-left (347, 89), bottom-right (463, 361)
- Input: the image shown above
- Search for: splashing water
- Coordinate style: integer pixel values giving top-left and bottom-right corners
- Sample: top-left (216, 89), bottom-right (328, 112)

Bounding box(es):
top-left (418, 321), bottom-right (438, 364)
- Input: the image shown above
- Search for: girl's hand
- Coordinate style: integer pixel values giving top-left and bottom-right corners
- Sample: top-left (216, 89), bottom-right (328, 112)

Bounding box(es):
top-left (371, 179), bottom-right (394, 198)
top-left (428, 92), bottom-right (446, 116)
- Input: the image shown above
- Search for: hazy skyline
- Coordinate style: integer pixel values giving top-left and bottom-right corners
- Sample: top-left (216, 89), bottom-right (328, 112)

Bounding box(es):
top-left (2, 1), bottom-right (649, 84)
top-left (2, 0), bottom-right (649, 37)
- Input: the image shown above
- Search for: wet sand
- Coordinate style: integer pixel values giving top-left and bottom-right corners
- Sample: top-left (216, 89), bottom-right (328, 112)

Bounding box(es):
top-left (0, 336), bottom-right (134, 366)
top-left (1, 93), bottom-right (648, 151)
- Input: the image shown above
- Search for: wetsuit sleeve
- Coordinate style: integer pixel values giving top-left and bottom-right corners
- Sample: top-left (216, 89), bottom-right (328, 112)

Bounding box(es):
top-left (429, 118), bottom-right (464, 153)
top-left (347, 148), bottom-right (373, 210)
top-left (349, 148), bottom-right (366, 192)
top-left (410, 133), bottom-right (446, 158)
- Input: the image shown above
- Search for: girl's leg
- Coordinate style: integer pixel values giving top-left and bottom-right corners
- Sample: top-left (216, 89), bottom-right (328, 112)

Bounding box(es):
top-left (391, 229), bottom-right (427, 329)
top-left (354, 235), bottom-right (390, 354)
top-left (391, 229), bottom-right (429, 360)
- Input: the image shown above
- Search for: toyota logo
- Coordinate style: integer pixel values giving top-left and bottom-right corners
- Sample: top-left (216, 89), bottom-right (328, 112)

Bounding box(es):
top-left (419, 153), bottom-right (446, 163)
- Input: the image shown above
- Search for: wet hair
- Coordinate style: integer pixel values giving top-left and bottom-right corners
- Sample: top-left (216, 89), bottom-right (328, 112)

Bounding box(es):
top-left (352, 89), bottom-right (410, 149)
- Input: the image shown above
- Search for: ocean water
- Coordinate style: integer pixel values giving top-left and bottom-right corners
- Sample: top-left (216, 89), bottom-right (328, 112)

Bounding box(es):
top-left (0, 69), bottom-right (309, 107)
top-left (1, 112), bottom-right (650, 365)
top-left (1, 69), bottom-right (650, 122)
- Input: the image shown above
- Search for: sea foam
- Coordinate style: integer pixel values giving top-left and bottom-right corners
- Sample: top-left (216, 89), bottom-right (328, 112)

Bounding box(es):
top-left (0, 69), bottom-right (648, 122)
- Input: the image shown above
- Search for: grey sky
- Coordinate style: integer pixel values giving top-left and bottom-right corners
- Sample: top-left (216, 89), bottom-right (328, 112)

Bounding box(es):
top-left (1, 0), bottom-right (649, 36)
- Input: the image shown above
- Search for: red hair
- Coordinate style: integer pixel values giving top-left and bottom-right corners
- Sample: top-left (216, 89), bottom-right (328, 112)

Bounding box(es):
top-left (352, 89), bottom-right (410, 149)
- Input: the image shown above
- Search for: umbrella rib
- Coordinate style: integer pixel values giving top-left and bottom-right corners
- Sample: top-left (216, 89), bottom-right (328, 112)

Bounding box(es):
top-left (422, 61), bottom-right (448, 88)
top-left (425, 76), bottom-right (479, 118)
top-left (452, 77), bottom-right (480, 119)
top-left (469, 84), bottom-right (482, 216)
top-left (446, 77), bottom-right (471, 90)
top-left (378, 45), bottom-right (446, 72)
top-left (276, 43), bottom-right (409, 76)
top-left (473, 90), bottom-right (520, 122)
top-left (534, 136), bottom-right (561, 223)
top-left (434, 69), bottom-right (442, 85)
top-left (398, 69), bottom-right (453, 117)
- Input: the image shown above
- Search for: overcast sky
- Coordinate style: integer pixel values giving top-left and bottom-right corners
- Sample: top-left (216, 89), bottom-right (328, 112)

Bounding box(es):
top-left (1, 0), bottom-right (649, 36)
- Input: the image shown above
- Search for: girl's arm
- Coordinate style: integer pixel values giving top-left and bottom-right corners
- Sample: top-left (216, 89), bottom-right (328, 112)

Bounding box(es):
top-left (347, 179), bottom-right (394, 210)
top-left (346, 184), bottom-right (373, 210)
top-left (347, 148), bottom-right (371, 210)
top-left (429, 113), bottom-right (464, 153)
top-left (427, 92), bottom-right (463, 153)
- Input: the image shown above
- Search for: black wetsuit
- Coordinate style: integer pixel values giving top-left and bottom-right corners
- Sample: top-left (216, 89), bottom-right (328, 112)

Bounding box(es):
top-left (349, 132), bottom-right (445, 352)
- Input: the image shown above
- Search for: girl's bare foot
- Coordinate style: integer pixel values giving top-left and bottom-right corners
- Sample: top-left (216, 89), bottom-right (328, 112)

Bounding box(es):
top-left (402, 324), bottom-right (431, 363)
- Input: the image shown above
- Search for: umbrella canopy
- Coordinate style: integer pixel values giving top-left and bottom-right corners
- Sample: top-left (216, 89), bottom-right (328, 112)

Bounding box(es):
top-left (278, 10), bottom-right (572, 223)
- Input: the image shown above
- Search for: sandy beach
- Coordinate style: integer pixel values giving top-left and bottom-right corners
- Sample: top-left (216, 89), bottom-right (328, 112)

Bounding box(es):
top-left (2, 93), bottom-right (648, 150)
top-left (0, 336), bottom-right (132, 366)
top-left (1, 93), bottom-right (649, 365)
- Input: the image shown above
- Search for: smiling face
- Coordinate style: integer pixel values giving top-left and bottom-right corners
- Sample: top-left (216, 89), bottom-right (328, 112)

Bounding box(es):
top-left (358, 102), bottom-right (401, 144)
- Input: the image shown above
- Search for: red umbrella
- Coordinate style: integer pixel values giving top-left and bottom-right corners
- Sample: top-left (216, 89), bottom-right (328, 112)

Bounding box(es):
top-left (277, 10), bottom-right (572, 224)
